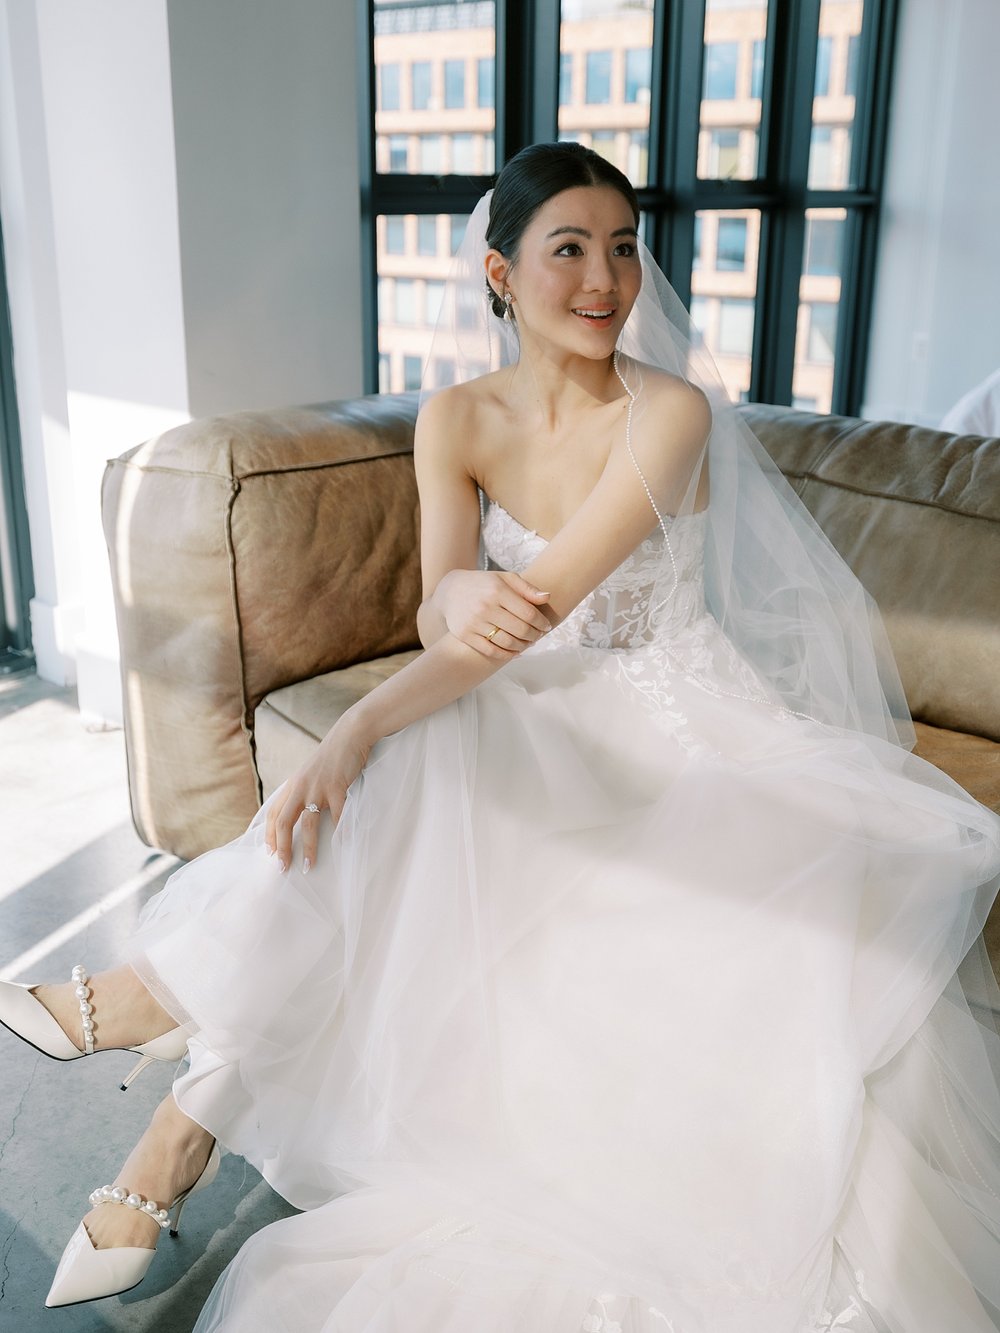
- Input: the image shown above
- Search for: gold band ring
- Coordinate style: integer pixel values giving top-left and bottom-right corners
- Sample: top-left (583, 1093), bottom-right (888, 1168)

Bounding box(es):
top-left (486, 625), bottom-right (501, 642)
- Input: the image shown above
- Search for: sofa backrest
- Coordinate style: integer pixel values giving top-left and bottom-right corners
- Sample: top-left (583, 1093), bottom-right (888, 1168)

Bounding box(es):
top-left (741, 404), bottom-right (1000, 742)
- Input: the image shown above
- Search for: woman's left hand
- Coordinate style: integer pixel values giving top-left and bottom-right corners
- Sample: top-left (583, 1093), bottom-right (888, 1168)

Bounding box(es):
top-left (264, 715), bottom-right (372, 873)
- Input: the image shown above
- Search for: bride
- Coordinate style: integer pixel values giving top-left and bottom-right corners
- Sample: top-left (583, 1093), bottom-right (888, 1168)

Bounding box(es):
top-left (3, 142), bottom-right (1000, 1332)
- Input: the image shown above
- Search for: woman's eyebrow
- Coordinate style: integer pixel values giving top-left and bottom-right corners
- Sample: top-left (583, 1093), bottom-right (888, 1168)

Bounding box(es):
top-left (544, 225), bottom-right (639, 240)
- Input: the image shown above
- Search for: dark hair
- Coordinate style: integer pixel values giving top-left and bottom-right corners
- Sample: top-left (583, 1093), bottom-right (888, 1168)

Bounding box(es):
top-left (484, 142), bottom-right (640, 318)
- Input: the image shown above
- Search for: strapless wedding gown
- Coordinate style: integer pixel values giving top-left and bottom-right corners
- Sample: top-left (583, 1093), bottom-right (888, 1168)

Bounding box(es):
top-left (129, 500), bottom-right (1000, 1333)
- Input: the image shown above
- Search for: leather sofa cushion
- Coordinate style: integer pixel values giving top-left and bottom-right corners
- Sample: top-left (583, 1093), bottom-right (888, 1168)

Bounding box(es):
top-left (255, 650), bottom-right (423, 800)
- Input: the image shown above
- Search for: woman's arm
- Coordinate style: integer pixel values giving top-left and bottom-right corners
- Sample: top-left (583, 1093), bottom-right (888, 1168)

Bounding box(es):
top-left (266, 377), bottom-right (710, 868)
top-left (413, 388), bottom-right (551, 657)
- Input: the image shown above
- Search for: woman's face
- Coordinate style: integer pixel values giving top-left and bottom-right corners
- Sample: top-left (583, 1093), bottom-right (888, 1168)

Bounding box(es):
top-left (489, 184), bottom-right (642, 362)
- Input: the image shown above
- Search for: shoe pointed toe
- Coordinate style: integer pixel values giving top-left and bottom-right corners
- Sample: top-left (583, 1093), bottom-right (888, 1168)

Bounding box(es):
top-left (0, 980), bottom-right (80, 1061)
top-left (45, 1223), bottom-right (155, 1307)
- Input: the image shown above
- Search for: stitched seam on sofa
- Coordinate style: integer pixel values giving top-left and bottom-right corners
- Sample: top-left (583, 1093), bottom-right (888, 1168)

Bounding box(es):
top-left (224, 477), bottom-right (264, 805)
top-left (236, 447), bottom-right (415, 482)
top-left (259, 699), bottom-right (326, 744)
top-left (781, 471), bottom-right (1000, 525)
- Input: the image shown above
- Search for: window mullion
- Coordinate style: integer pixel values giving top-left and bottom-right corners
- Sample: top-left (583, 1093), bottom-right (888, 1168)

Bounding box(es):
top-left (753, 0), bottom-right (820, 405)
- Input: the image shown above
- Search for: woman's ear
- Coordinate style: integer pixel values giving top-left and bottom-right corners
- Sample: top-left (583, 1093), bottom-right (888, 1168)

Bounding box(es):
top-left (484, 249), bottom-right (511, 302)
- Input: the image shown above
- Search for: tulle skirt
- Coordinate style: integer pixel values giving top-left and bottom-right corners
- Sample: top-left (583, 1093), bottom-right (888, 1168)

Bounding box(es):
top-left (128, 643), bottom-right (1000, 1332)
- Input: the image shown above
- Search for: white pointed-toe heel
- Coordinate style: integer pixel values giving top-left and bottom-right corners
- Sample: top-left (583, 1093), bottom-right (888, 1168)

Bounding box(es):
top-left (45, 1142), bottom-right (220, 1308)
top-left (0, 965), bottom-right (189, 1090)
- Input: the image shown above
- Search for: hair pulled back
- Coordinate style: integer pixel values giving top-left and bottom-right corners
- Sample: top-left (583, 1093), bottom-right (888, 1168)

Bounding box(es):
top-left (484, 142), bottom-right (640, 318)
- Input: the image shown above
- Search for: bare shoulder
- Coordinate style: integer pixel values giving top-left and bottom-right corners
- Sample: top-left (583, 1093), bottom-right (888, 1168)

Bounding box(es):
top-left (631, 362), bottom-right (712, 441)
top-left (414, 373), bottom-right (507, 458)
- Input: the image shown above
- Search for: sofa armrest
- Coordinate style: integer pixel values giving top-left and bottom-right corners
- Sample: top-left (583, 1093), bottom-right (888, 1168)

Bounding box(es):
top-left (102, 392), bottom-right (421, 859)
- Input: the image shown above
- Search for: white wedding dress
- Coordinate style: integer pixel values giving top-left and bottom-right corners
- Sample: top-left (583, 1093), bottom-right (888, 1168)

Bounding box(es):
top-left (129, 498), bottom-right (1000, 1333)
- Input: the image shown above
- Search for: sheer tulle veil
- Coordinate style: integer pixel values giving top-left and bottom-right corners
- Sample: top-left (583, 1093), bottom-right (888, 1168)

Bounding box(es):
top-left (420, 189), bottom-right (915, 750)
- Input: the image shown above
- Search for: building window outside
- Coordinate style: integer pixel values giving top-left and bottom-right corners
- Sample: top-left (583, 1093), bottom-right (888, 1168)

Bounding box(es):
top-left (395, 279), bottom-right (418, 325)
top-left (385, 216), bottom-right (406, 254)
top-left (718, 298), bottom-right (754, 357)
top-left (807, 303), bottom-right (837, 363)
top-left (709, 129), bottom-right (741, 179)
top-left (704, 42), bottom-right (739, 100)
top-left (804, 217), bottom-right (843, 276)
top-left (585, 50), bottom-right (612, 104)
top-left (450, 215), bottom-right (468, 255)
top-left (478, 56), bottom-right (495, 108)
top-left (559, 52), bottom-right (573, 105)
top-left (419, 134), bottom-right (443, 173)
top-left (445, 59), bottom-right (465, 109)
top-left (425, 279), bottom-right (445, 327)
top-left (378, 353), bottom-right (391, 393)
top-left (434, 358), bottom-right (456, 388)
top-left (388, 135), bottom-right (409, 172)
top-left (412, 60), bottom-right (432, 111)
top-left (624, 48), bottom-right (651, 104)
top-left (845, 34), bottom-right (860, 97)
top-left (693, 215), bottom-right (703, 271)
top-left (750, 40), bottom-right (764, 99)
top-left (380, 63), bottom-right (400, 111)
top-left (716, 217), bottom-right (748, 271)
top-left (417, 215), bottom-right (438, 256)
top-left (452, 133), bottom-right (476, 174)
top-left (815, 35), bottom-right (833, 96)
top-left (592, 130), bottom-right (617, 163)
top-left (808, 126), bottom-right (835, 189)
top-left (627, 130), bottom-right (649, 185)
top-left (403, 355), bottom-right (423, 391)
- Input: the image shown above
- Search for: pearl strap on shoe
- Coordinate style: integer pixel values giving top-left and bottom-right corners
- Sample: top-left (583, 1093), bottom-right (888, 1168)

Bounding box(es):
top-left (71, 965), bottom-right (95, 1055)
top-left (88, 1184), bottom-right (171, 1228)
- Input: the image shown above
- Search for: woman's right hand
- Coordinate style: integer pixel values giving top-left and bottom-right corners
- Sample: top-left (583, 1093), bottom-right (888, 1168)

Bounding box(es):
top-left (432, 569), bottom-right (552, 659)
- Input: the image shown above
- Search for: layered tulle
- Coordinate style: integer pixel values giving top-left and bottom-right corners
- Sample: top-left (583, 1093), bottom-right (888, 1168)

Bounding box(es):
top-left (128, 509), bottom-right (1000, 1332)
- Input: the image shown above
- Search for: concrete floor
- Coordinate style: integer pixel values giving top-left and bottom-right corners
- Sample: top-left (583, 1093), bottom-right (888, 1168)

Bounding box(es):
top-left (0, 673), bottom-right (296, 1332)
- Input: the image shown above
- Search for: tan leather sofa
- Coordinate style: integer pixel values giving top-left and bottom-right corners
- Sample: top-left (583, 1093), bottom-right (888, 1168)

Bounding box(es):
top-left (102, 395), bottom-right (1000, 976)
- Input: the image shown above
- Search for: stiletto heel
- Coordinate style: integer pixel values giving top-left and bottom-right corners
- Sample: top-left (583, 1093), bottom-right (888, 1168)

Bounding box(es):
top-left (0, 964), bottom-right (188, 1089)
top-left (45, 1142), bottom-right (220, 1307)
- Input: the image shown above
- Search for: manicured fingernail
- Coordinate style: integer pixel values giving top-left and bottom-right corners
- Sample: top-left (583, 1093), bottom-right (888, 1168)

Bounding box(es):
top-left (303, 858), bottom-right (311, 875)
top-left (265, 845), bottom-right (273, 856)
top-left (277, 859), bottom-right (286, 874)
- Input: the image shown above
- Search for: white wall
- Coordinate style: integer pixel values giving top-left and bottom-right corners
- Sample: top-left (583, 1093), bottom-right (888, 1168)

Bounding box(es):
top-left (0, 0), bottom-right (364, 722)
top-left (864, 0), bottom-right (1000, 425)
top-left (167, 0), bottom-right (363, 416)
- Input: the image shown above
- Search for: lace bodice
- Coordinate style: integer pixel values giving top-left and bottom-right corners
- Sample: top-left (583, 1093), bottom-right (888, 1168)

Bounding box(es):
top-left (481, 499), bottom-right (710, 653)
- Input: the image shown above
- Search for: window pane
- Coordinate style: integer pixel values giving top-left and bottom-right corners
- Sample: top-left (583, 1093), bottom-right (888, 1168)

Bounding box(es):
top-left (807, 0), bottom-right (864, 190)
top-left (477, 56), bottom-right (495, 108)
top-left (698, 0), bottom-right (768, 180)
top-left (793, 206), bottom-right (847, 414)
top-left (704, 42), bottom-right (738, 100)
top-left (814, 35), bottom-right (833, 96)
top-left (412, 61), bottom-right (432, 110)
top-left (558, 0), bottom-right (656, 187)
top-left (417, 215), bottom-right (438, 256)
top-left (559, 52), bottom-right (573, 105)
top-left (450, 215), bottom-right (469, 255)
top-left (585, 50), bottom-right (612, 104)
top-left (403, 355), bottom-right (422, 391)
top-left (750, 39), bottom-right (764, 99)
top-left (377, 213), bottom-right (475, 393)
top-left (624, 48), bottom-right (651, 104)
top-left (691, 209), bottom-right (761, 402)
top-left (379, 63), bottom-right (400, 111)
top-left (374, 0), bottom-right (496, 176)
top-left (445, 59), bottom-right (465, 108)
top-left (716, 217), bottom-right (747, 271)
top-left (385, 215), bottom-right (406, 254)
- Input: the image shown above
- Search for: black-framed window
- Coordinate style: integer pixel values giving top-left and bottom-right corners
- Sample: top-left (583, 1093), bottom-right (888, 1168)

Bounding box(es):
top-left (361, 0), bottom-right (898, 416)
